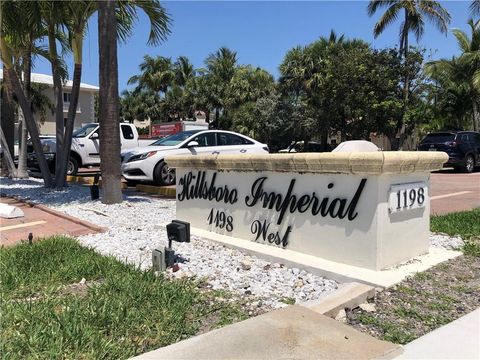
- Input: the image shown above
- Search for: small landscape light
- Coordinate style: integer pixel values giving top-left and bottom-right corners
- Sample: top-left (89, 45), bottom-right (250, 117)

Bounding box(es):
top-left (152, 220), bottom-right (190, 272)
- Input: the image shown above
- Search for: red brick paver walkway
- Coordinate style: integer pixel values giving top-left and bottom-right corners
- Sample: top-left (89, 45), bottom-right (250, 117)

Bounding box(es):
top-left (0, 197), bottom-right (104, 247)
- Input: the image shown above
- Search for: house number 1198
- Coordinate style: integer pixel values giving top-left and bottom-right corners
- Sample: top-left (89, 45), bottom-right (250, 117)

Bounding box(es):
top-left (396, 187), bottom-right (425, 210)
top-left (388, 182), bottom-right (427, 213)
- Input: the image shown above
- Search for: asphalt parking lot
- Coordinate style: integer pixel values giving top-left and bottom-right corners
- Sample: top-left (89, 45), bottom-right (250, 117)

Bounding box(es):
top-left (430, 169), bottom-right (480, 215)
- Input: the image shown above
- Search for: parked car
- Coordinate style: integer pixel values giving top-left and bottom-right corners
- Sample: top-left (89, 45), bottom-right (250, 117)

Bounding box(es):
top-left (0, 139), bottom-right (19, 161)
top-left (27, 122), bottom-right (151, 176)
top-left (121, 130), bottom-right (269, 186)
top-left (417, 131), bottom-right (480, 173)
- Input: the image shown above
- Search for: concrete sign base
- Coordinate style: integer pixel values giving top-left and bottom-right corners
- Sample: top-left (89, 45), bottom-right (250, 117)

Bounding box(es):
top-left (166, 152), bottom-right (448, 272)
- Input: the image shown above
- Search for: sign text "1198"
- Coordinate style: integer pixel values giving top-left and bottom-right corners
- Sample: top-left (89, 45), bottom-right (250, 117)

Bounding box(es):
top-left (388, 182), bottom-right (427, 213)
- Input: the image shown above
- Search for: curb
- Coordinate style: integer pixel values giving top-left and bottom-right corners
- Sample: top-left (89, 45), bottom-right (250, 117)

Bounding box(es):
top-left (66, 175), bottom-right (100, 186)
top-left (302, 282), bottom-right (375, 318)
top-left (33, 203), bottom-right (107, 233)
top-left (66, 176), bottom-right (128, 189)
top-left (136, 184), bottom-right (176, 198)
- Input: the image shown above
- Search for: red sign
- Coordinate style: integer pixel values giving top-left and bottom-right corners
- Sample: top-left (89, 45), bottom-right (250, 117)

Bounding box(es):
top-left (151, 122), bottom-right (182, 138)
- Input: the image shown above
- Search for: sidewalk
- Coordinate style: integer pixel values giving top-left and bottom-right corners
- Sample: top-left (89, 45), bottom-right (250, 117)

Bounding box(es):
top-left (394, 308), bottom-right (480, 359)
top-left (132, 305), bottom-right (401, 360)
top-left (132, 305), bottom-right (480, 360)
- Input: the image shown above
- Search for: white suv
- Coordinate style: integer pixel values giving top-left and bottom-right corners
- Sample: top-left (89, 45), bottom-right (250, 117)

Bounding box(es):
top-left (121, 130), bottom-right (269, 186)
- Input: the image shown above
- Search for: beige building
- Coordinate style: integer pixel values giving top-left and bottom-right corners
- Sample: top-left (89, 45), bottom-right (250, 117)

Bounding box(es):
top-left (0, 70), bottom-right (99, 135)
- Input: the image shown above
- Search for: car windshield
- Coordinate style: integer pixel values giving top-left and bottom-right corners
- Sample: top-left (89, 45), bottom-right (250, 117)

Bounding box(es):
top-left (421, 133), bottom-right (456, 143)
top-left (150, 130), bottom-right (201, 146)
top-left (73, 124), bottom-right (98, 138)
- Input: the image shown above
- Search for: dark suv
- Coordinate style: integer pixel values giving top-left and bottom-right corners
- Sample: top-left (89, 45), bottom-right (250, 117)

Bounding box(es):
top-left (418, 131), bottom-right (480, 173)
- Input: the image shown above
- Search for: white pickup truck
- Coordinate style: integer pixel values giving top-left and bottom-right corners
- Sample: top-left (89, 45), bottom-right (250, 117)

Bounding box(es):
top-left (27, 123), bottom-right (154, 176)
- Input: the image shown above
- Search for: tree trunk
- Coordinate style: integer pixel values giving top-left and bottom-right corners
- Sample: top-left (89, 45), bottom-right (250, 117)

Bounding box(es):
top-left (48, 24), bottom-right (65, 186)
top-left (16, 111), bottom-right (29, 178)
top-left (56, 63), bottom-right (82, 188)
top-left (57, 27), bottom-right (84, 188)
top-left (473, 100), bottom-right (480, 132)
top-left (4, 67), bottom-right (53, 187)
top-left (397, 11), bottom-right (410, 151)
top-left (215, 108), bottom-right (220, 129)
top-left (0, 126), bottom-right (16, 177)
top-left (17, 43), bottom-right (33, 179)
top-left (0, 71), bottom-right (16, 177)
top-left (98, 0), bottom-right (123, 204)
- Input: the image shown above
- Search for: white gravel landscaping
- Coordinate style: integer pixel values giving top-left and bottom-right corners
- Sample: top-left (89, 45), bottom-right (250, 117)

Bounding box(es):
top-left (0, 177), bottom-right (465, 311)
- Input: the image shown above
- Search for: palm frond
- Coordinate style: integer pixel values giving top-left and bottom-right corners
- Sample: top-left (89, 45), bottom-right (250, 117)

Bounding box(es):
top-left (418, 1), bottom-right (451, 35)
top-left (367, 0), bottom-right (398, 16)
top-left (116, 0), bottom-right (171, 46)
top-left (473, 69), bottom-right (480, 90)
top-left (471, 0), bottom-right (480, 16)
top-left (453, 28), bottom-right (471, 53)
top-left (408, 13), bottom-right (425, 42)
top-left (372, 3), bottom-right (402, 38)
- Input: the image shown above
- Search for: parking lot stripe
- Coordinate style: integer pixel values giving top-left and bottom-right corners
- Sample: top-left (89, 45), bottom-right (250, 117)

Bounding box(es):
top-left (431, 191), bottom-right (472, 201)
top-left (0, 220), bottom-right (47, 231)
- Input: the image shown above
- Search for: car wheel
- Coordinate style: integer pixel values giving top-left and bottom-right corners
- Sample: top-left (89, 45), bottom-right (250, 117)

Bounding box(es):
top-left (153, 161), bottom-right (175, 186)
top-left (463, 155), bottom-right (475, 173)
top-left (67, 157), bottom-right (79, 176)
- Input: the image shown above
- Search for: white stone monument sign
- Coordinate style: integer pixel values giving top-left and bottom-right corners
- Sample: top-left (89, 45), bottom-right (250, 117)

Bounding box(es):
top-left (166, 152), bottom-right (447, 271)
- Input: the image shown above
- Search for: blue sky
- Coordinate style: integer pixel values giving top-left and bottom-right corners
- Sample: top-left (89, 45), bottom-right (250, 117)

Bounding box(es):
top-left (31, 1), bottom-right (473, 91)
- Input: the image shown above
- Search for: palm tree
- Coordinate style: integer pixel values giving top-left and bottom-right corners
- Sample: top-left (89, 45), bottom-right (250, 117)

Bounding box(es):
top-left (121, 89), bottom-right (162, 122)
top-left (279, 46), bottom-right (308, 97)
top-left (204, 47), bottom-right (238, 127)
top-left (367, 0), bottom-right (451, 58)
top-left (55, 0), bottom-right (171, 188)
top-left (174, 56), bottom-right (196, 87)
top-left (425, 58), bottom-right (473, 129)
top-left (367, 0), bottom-right (450, 149)
top-left (0, 1), bottom-right (53, 186)
top-left (98, 0), bottom-right (122, 204)
top-left (128, 55), bottom-right (175, 95)
top-left (426, 19), bottom-right (480, 131)
top-left (228, 66), bottom-right (275, 108)
top-left (55, 1), bottom-right (97, 188)
top-left (455, 19), bottom-right (480, 131)
top-left (1, 71), bottom-right (16, 177)
top-left (98, 1), bottom-right (170, 204)
top-left (39, 1), bottom-right (70, 182)
top-left (12, 2), bottom-right (41, 179)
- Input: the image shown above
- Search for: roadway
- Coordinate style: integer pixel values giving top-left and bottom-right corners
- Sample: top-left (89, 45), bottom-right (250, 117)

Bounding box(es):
top-left (430, 169), bottom-right (480, 215)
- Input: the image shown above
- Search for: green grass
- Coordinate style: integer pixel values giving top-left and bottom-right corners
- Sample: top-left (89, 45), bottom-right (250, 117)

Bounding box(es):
top-left (280, 297), bottom-right (296, 305)
top-left (431, 208), bottom-right (480, 256)
top-left (355, 314), bottom-right (415, 344)
top-left (0, 237), bottom-right (246, 359)
top-left (431, 208), bottom-right (480, 240)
